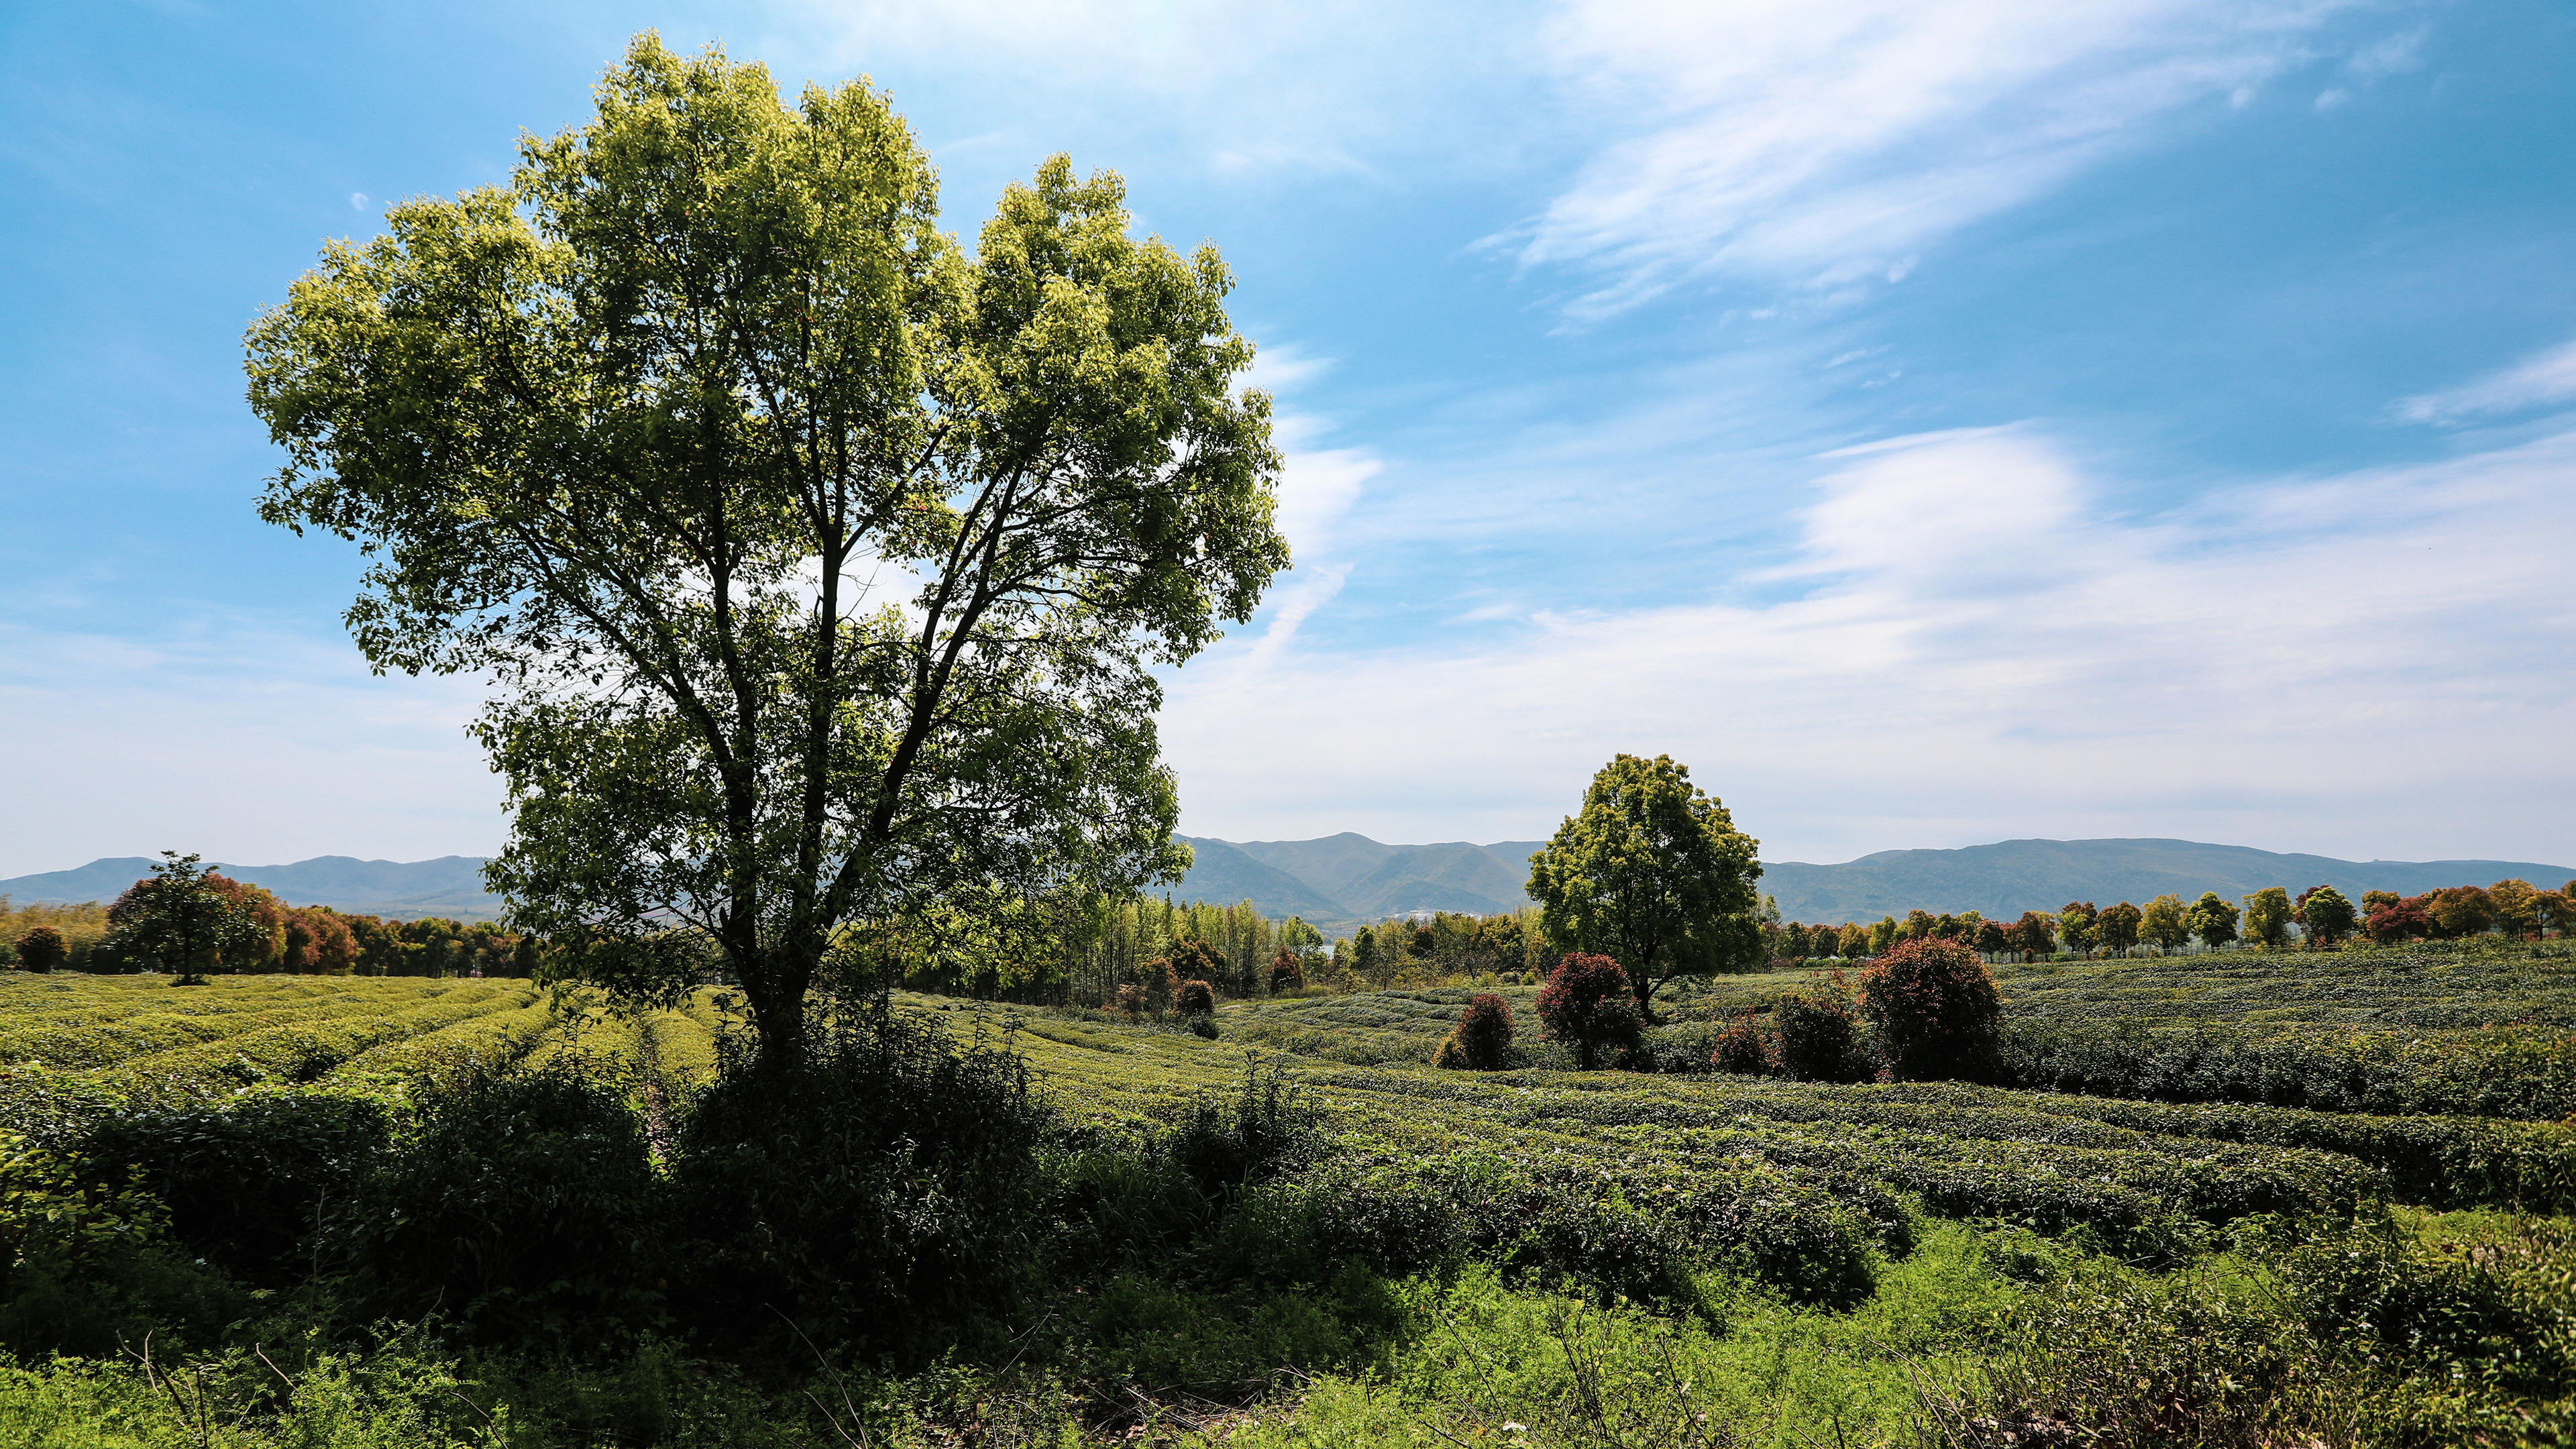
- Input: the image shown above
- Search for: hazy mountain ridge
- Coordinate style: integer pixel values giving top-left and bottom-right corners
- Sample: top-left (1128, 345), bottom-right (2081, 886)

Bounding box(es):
top-left (10, 837), bottom-right (2567, 937)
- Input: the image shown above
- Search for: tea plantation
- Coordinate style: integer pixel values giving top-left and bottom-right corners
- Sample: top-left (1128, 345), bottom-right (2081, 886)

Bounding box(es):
top-left (3, 945), bottom-right (2573, 1446)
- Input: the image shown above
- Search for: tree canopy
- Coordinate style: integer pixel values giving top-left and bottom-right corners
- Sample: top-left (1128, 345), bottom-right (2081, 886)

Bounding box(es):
top-left (1525, 753), bottom-right (1763, 1017)
top-left (247, 37), bottom-right (1286, 1071)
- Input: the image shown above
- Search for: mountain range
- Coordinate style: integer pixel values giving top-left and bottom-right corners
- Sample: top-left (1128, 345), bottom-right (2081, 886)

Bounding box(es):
top-left (6, 837), bottom-right (2569, 935)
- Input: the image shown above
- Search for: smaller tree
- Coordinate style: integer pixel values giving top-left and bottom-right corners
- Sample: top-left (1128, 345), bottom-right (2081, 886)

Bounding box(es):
top-left (2058, 902), bottom-right (2098, 957)
top-left (2015, 910), bottom-right (2057, 959)
top-left (2139, 894), bottom-right (2192, 953)
top-left (2361, 890), bottom-right (2403, 915)
top-left (2096, 902), bottom-right (2143, 955)
top-left (1837, 922), bottom-right (1870, 958)
top-left (1858, 938), bottom-right (2000, 1081)
top-left (2427, 885), bottom-right (2497, 939)
top-left (2240, 888), bottom-right (2294, 950)
top-left (1534, 953), bottom-right (1643, 1070)
top-left (103, 853), bottom-right (265, 985)
top-left (1268, 948), bottom-right (1307, 995)
top-left (1175, 979), bottom-right (1216, 1016)
top-left (2294, 885), bottom-right (2357, 947)
top-left (1432, 993), bottom-right (1515, 1071)
top-left (2366, 895), bottom-right (2433, 944)
top-left (1868, 916), bottom-right (1898, 956)
top-left (2489, 879), bottom-right (2542, 938)
top-left (2534, 890), bottom-right (2575, 940)
top-left (14, 926), bottom-right (68, 973)
top-left (2187, 892), bottom-right (2240, 951)
top-left (1973, 918), bottom-right (2009, 957)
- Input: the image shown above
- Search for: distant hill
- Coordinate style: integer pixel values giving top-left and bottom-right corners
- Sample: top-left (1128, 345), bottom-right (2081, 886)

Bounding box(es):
top-left (1173, 833), bottom-right (1546, 931)
top-left (1762, 838), bottom-right (2576, 923)
top-left (0, 855), bottom-right (505, 921)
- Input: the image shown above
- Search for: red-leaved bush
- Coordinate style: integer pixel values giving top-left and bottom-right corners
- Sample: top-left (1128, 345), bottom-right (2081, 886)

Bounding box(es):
top-left (1432, 992), bottom-right (1516, 1070)
top-left (1857, 937), bottom-right (2001, 1081)
top-left (1175, 979), bottom-right (1216, 1016)
top-left (1269, 948), bottom-right (1307, 995)
top-left (1535, 953), bottom-right (1642, 1069)
top-left (1709, 1008), bottom-right (1775, 1075)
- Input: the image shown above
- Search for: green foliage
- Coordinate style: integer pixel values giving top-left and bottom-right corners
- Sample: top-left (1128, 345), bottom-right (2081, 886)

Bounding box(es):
top-left (85, 1087), bottom-right (394, 1284)
top-left (2188, 891), bottom-right (2241, 951)
top-left (248, 35), bottom-right (1286, 1071)
top-left (2139, 893), bottom-right (2192, 953)
top-left (14, 926), bottom-right (67, 973)
top-left (1773, 975), bottom-right (1874, 1083)
top-left (102, 853), bottom-right (268, 985)
top-left (2297, 883), bottom-right (2359, 945)
top-left (1526, 755), bottom-right (1764, 1012)
top-left (1431, 993), bottom-right (1515, 1071)
top-left (2241, 885), bottom-right (2294, 949)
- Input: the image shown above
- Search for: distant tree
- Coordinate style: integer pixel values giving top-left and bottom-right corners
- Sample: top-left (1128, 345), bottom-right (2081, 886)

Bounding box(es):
top-left (1857, 938), bottom-right (2001, 1081)
top-left (103, 853), bottom-right (266, 985)
top-left (1175, 979), bottom-right (1216, 1016)
top-left (1534, 953), bottom-right (1644, 1070)
top-left (2187, 892), bottom-right (2241, 951)
top-left (13, 926), bottom-right (67, 973)
top-left (2096, 902), bottom-right (2143, 955)
top-left (2361, 890), bottom-right (2403, 916)
top-left (1268, 947), bottom-right (1307, 995)
top-left (1432, 992), bottom-right (1515, 1071)
top-left (1933, 913), bottom-right (1964, 942)
top-left (2366, 895), bottom-right (2434, 944)
top-left (2015, 910), bottom-right (2057, 959)
top-left (1900, 909), bottom-right (1937, 943)
top-left (2487, 879), bottom-right (2541, 938)
top-left (2241, 888), bottom-right (2294, 950)
top-left (2535, 890), bottom-right (2576, 940)
top-left (2426, 886), bottom-right (2497, 940)
top-left (2294, 885), bottom-right (2358, 947)
top-left (1525, 753), bottom-right (1764, 1020)
top-left (1837, 922), bottom-right (1871, 958)
top-left (2058, 902), bottom-right (2098, 957)
top-left (1974, 918), bottom-right (2010, 957)
top-left (2139, 894), bottom-right (2192, 953)
top-left (1868, 917), bottom-right (1899, 956)
top-left (1351, 926), bottom-right (1380, 986)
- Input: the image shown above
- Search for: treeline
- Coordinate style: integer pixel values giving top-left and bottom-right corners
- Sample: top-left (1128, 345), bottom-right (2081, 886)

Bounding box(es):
top-left (1, 874), bottom-right (531, 977)
top-left (1771, 876), bottom-right (2576, 962)
top-left (899, 900), bottom-right (1557, 1007)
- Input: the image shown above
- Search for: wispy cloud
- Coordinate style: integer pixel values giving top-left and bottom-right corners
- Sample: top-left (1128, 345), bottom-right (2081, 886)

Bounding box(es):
top-left (1164, 425), bottom-right (2576, 863)
top-left (1507, 0), bottom-right (2358, 317)
top-left (2395, 338), bottom-right (2576, 425)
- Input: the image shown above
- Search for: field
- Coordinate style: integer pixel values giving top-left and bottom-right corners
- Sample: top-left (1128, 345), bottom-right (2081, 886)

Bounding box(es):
top-left (2, 946), bottom-right (2573, 1446)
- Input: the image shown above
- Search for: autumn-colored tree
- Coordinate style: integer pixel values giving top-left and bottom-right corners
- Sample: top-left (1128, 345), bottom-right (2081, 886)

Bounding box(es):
top-left (2058, 902), bottom-right (2098, 957)
top-left (2426, 886), bottom-right (2496, 939)
top-left (1525, 753), bottom-right (1764, 1019)
top-left (2187, 892), bottom-right (2240, 951)
top-left (2365, 895), bottom-right (2433, 943)
top-left (2296, 885), bottom-right (2358, 946)
top-left (1708, 1008), bottom-right (1775, 1075)
top-left (1268, 947), bottom-right (1307, 995)
top-left (1432, 993), bottom-right (1515, 1071)
top-left (2096, 902), bottom-right (2143, 955)
top-left (2489, 879), bottom-right (2542, 938)
top-left (2241, 888), bottom-right (2294, 950)
top-left (1534, 953), bottom-right (1644, 1070)
top-left (2015, 911), bottom-right (2057, 959)
top-left (1857, 937), bottom-right (2001, 1081)
top-left (2535, 890), bottom-right (2575, 940)
top-left (2139, 894), bottom-right (2192, 953)
top-left (1974, 918), bottom-right (2009, 957)
top-left (1175, 979), bottom-right (1215, 1016)
top-left (2361, 890), bottom-right (2403, 915)
top-left (13, 926), bottom-right (67, 973)
top-left (280, 907), bottom-right (360, 975)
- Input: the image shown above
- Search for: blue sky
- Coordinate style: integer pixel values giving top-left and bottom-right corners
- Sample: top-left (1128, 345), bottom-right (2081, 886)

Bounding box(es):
top-left (3, 0), bottom-right (2573, 877)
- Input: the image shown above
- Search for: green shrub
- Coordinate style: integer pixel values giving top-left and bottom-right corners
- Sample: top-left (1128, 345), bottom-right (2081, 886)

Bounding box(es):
top-left (1432, 993), bottom-right (1515, 1071)
top-left (1167, 1061), bottom-right (1322, 1203)
top-left (84, 1085), bottom-right (393, 1285)
top-left (1775, 977), bottom-right (1873, 1082)
top-left (338, 1055), bottom-right (663, 1344)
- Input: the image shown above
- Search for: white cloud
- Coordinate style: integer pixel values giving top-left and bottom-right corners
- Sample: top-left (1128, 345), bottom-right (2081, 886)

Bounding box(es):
top-left (1508, 0), bottom-right (2357, 315)
top-left (0, 617), bottom-right (497, 877)
top-left (347, 191), bottom-right (368, 210)
top-left (2395, 338), bottom-right (2576, 425)
top-left (1163, 425), bottom-right (2576, 864)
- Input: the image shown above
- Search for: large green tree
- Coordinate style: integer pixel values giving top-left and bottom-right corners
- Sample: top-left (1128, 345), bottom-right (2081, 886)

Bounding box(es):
top-left (246, 38), bottom-right (1286, 1072)
top-left (103, 853), bottom-right (266, 986)
top-left (1525, 753), bottom-right (1763, 1018)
